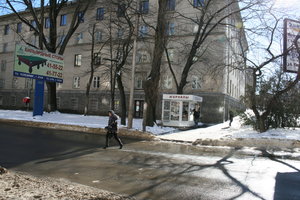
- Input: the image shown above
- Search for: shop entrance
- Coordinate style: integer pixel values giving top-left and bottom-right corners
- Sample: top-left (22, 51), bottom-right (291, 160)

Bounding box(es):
top-left (134, 100), bottom-right (144, 118)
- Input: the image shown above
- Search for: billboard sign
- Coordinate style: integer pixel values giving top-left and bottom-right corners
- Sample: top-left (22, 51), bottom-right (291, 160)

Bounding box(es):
top-left (283, 19), bottom-right (300, 73)
top-left (13, 44), bottom-right (64, 83)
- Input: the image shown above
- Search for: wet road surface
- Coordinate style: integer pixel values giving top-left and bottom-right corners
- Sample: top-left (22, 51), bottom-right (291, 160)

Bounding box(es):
top-left (1, 122), bottom-right (300, 200)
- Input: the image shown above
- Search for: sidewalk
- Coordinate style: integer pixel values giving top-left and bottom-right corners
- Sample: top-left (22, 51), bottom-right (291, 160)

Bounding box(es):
top-left (0, 109), bottom-right (300, 152)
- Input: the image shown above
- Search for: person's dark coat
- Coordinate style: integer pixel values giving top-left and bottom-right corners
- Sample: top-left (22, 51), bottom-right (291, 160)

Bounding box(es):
top-left (107, 110), bottom-right (118, 133)
top-left (104, 110), bottom-right (123, 149)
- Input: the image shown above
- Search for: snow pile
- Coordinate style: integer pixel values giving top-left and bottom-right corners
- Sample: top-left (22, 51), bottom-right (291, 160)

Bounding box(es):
top-left (0, 170), bottom-right (133, 200)
top-left (0, 110), bottom-right (176, 135)
top-left (159, 114), bottom-right (300, 142)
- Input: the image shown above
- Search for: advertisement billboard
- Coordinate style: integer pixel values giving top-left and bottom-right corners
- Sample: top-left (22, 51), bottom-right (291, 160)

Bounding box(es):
top-left (283, 18), bottom-right (300, 73)
top-left (13, 44), bottom-right (64, 83)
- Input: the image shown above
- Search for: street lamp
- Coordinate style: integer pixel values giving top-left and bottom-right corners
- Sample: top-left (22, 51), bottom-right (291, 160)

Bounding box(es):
top-left (127, 3), bottom-right (140, 129)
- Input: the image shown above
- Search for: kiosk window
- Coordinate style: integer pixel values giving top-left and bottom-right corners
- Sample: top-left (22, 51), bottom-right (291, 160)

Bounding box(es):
top-left (163, 101), bottom-right (170, 121)
top-left (170, 101), bottom-right (180, 121)
top-left (182, 102), bottom-right (189, 121)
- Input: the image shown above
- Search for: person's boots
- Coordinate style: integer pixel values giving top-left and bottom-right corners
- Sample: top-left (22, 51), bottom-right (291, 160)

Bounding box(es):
top-left (104, 133), bottom-right (110, 149)
top-left (115, 135), bottom-right (123, 149)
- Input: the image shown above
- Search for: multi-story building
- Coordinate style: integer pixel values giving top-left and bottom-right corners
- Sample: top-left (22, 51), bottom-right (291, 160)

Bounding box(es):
top-left (0, 0), bottom-right (248, 123)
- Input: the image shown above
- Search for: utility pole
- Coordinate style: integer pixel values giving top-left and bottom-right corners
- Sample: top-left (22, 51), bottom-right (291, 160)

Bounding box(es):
top-left (128, 1), bottom-right (140, 129)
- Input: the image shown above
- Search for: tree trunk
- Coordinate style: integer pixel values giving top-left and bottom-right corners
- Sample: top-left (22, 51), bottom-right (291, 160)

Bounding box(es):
top-left (143, 0), bottom-right (167, 127)
top-left (143, 80), bottom-right (160, 126)
top-left (117, 75), bottom-right (126, 125)
top-left (177, 47), bottom-right (197, 94)
top-left (46, 82), bottom-right (57, 111)
top-left (257, 117), bottom-right (267, 133)
top-left (84, 80), bottom-right (92, 116)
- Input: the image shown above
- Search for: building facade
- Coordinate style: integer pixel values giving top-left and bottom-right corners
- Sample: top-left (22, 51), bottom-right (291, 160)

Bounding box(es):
top-left (0, 0), bottom-right (248, 123)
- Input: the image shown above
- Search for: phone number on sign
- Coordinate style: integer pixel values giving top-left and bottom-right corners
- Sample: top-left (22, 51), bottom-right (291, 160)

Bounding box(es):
top-left (46, 70), bottom-right (63, 78)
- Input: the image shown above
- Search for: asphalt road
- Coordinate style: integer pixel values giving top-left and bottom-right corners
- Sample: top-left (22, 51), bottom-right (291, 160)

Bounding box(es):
top-left (1, 122), bottom-right (300, 200)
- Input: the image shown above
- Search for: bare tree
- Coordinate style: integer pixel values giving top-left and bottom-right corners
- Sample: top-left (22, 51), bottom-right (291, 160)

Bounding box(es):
top-left (84, 24), bottom-right (108, 116)
top-left (236, 9), bottom-right (300, 132)
top-left (5, 0), bottom-right (91, 111)
top-left (143, 0), bottom-right (168, 127)
top-left (166, 0), bottom-right (261, 94)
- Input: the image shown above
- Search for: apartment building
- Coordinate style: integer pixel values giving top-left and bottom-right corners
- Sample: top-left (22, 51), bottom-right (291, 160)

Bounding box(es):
top-left (0, 0), bottom-right (248, 123)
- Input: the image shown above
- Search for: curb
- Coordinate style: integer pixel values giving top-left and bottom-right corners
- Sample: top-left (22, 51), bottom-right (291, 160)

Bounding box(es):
top-left (160, 136), bottom-right (300, 152)
top-left (192, 137), bottom-right (300, 150)
top-left (0, 118), bottom-right (155, 141)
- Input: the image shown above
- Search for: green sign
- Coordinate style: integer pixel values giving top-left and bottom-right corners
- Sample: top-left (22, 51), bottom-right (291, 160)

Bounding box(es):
top-left (13, 44), bottom-right (64, 83)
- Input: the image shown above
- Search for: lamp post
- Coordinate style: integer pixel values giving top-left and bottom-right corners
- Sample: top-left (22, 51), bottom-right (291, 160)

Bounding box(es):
top-left (128, 2), bottom-right (140, 129)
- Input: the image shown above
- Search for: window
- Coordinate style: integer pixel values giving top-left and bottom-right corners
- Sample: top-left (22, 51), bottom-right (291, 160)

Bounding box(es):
top-left (74, 54), bottom-right (82, 66)
top-left (73, 77), bottom-right (80, 88)
top-left (3, 43), bottom-right (8, 53)
top-left (166, 22), bottom-right (175, 36)
top-left (4, 24), bottom-right (9, 35)
top-left (229, 80), bottom-right (232, 94)
top-left (135, 75), bottom-right (144, 89)
top-left (30, 20), bottom-right (37, 31)
top-left (45, 17), bottom-right (50, 28)
top-left (140, 0), bottom-right (149, 14)
top-left (78, 11), bottom-right (84, 23)
top-left (191, 75), bottom-right (201, 89)
top-left (167, 0), bottom-right (176, 11)
top-left (117, 28), bottom-right (124, 39)
top-left (60, 14), bottom-right (67, 26)
top-left (165, 48), bottom-right (175, 62)
top-left (17, 22), bottom-right (22, 33)
top-left (163, 75), bottom-right (173, 89)
top-left (11, 96), bottom-right (16, 106)
top-left (58, 35), bottom-right (66, 46)
top-left (96, 8), bottom-right (105, 20)
top-left (163, 101), bottom-right (171, 121)
top-left (137, 50), bottom-right (149, 63)
top-left (95, 31), bottom-right (103, 42)
top-left (25, 78), bottom-right (33, 89)
top-left (193, 0), bottom-right (205, 7)
top-left (93, 76), bottom-right (100, 88)
top-left (71, 98), bottom-right (78, 110)
top-left (90, 99), bottom-right (99, 111)
top-left (114, 100), bottom-right (120, 111)
top-left (170, 101), bottom-right (180, 121)
top-left (192, 55), bottom-right (199, 62)
top-left (0, 79), bottom-right (4, 89)
top-left (76, 32), bottom-right (83, 44)
top-left (94, 53), bottom-right (101, 65)
top-left (182, 102), bottom-right (189, 121)
top-left (31, 36), bottom-right (37, 46)
top-left (12, 77), bottom-right (18, 89)
top-left (139, 25), bottom-right (148, 37)
top-left (193, 25), bottom-right (199, 33)
top-left (1, 60), bottom-right (6, 72)
top-left (117, 4), bottom-right (126, 17)
top-left (56, 97), bottom-right (61, 108)
top-left (57, 82), bottom-right (63, 89)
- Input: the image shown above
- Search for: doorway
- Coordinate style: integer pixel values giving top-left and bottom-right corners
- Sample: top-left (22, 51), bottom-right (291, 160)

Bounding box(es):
top-left (134, 100), bottom-right (144, 118)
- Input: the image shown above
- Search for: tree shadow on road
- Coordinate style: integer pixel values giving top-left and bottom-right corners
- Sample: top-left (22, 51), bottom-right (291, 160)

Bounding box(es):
top-left (116, 149), bottom-right (266, 200)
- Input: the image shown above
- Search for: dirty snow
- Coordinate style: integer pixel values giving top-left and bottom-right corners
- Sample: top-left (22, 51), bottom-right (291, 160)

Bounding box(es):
top-left (159, 114), bottom-right (300, 142)
top-left (0, 169), bottom-right (133, 200)
top-left (0, 110), bottom-right (175, 135)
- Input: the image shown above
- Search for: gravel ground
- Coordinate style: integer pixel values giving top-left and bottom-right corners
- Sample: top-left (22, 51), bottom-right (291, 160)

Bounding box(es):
top-left (0, 167), bottom-right (133, 200)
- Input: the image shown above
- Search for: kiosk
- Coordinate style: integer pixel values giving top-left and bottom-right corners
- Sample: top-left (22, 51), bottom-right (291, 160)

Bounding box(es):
top-left (162, 94), bottom-right (203, 127)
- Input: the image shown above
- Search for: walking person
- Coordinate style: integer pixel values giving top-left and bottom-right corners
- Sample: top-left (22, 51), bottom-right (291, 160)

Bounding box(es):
top-left (193, 107), bottom-right (200, 127)
top-left (104, 110), bottom-right (123, 149)
top-left (229, 110), bottom-right (234, 127)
